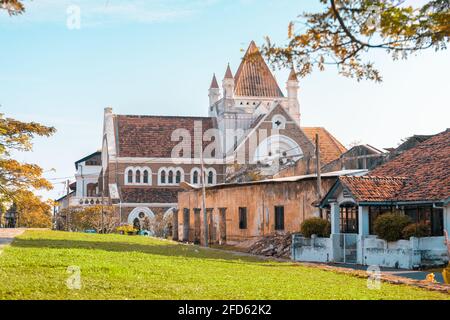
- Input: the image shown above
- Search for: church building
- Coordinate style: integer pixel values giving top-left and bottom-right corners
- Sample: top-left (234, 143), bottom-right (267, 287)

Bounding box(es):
top-left (99, 41), bottom-right (346, 227)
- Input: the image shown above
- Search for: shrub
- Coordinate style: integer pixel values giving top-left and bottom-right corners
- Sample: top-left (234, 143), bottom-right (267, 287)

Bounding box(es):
top-left (402, 223), bottom-right (430, 239)
top-left (300, 218), bottom-right (331, 238)
top-left (116, 224), bottom-right (137, 235)
top-left (373, 213), bottom-right (411, 242)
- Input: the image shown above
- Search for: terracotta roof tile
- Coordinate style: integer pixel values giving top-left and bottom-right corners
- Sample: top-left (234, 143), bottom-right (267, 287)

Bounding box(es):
top-left (234, 41), bottom-right (284, 97)
top-left (340, 176), bottom-right (406, 202)
top-left (301, 127), bottom-right (347, 164)
top-left (116, 115), bottom-right (215, 158)
top-left (369, 129), bottom-right (450, 202)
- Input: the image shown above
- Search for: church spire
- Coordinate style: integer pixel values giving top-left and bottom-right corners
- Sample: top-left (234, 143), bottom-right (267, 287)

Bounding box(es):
top-left (209, 73), bottom-right (221, 109)
top-left (224, 63), bottom-right (234, 79)
top-left (210, 73), bottom-right (219, 89)
top-left (287, 66), bottom-right (300, 125)
top-left (223, 63), bottom-right (235, 100)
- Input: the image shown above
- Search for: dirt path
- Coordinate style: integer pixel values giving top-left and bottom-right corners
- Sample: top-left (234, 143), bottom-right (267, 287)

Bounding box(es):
top-left (0, 228), bottom-right (26, 254)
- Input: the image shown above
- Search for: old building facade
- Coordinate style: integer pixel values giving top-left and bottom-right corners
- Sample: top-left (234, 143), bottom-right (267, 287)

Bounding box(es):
top-left (99, 41), bottom-right (347, 228)
top-left (176, 170), bottom-right (366, 245)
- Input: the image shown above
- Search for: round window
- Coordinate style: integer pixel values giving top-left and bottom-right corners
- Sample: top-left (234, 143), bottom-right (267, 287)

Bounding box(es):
top-left (138, 212), bottom-right (145, 219)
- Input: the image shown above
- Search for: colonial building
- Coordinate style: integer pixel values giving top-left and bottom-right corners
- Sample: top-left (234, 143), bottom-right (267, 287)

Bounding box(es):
top-left (291, 129), bottom-right (450, 269)
top-left (99, 41), bottom-right (347, 227)
top-left (55, 151), bottom-right (103, 213)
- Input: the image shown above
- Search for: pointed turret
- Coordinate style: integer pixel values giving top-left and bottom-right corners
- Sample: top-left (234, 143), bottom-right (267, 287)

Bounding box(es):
top-left (209, 73), bottom-right (220, 109)
top-left (287, 67), bottom-right (300, 124)
top-left (222, 63), bottom-right (235, 100)
top-left (224, 63), bottom-right (234, 79)
top-left (288, 68), bottom-right (298, 81)
top-left (210, 73), bottom-right (219, 89)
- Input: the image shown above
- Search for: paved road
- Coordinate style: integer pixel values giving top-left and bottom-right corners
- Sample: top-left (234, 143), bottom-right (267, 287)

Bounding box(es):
top-left (327, 262), bottom-right (445, 284)
top-left (0, 228), bottom-right (26, 253)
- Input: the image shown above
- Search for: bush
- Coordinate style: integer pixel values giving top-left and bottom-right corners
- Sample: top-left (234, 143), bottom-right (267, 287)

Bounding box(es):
top-left (116, 224), bottom-right (137, 235)
top-left (300, 218), bottom-right (331, 238)
top-left (402, 223), bottom-right (430, 239)
top-left (373, 213), bottom-right (411, 242)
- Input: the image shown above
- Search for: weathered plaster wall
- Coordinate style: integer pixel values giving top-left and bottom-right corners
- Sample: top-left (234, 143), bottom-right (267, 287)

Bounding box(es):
top-left (177, 177), bottom-right (336, 244)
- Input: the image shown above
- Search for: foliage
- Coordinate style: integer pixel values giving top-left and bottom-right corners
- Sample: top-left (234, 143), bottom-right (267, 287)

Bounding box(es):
top-left (373, 213), bottom-right (411, 241)
top-left (14, 190), bottom-right (53, 228)
top-left (0, 230), bottom-right (447, 300)
top-left (149, 212), bottom-right (173, 238)
top-left (300, 217), bottom-right (331, 238)
top-left (142, 216), bottom-right (151, 231)
top-left (402, 223), bottom-right (431, 239)
top-left (0, 0), bottom-right (24, 15)
top-left (0, 113), bottom-right (55, 200)
top-left (260, 0), bottom-right (449, 82)
top-left (116, 224), bottom-right (137, 235)
top-left (59, 205), bottom-right (119, 233)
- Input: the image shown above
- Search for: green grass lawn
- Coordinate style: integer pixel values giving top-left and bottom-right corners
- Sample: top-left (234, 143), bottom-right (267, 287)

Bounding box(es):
top-left (0, 230), bottom-right (448, 300)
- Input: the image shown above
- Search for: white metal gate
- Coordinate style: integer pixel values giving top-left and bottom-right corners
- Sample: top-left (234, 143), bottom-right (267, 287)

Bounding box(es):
top-left (333, 233), bottom-right (358, 264)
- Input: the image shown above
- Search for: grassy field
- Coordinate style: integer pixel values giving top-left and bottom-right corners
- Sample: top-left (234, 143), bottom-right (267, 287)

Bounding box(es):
top-left (0, 230), bottom-right (448, 300)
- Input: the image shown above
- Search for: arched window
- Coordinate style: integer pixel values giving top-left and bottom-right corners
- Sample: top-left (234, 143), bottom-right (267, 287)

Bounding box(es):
top-left (161, 170), bottom-right (166, 184)
top-left (193, 171), bottom-right (199, 184)
top-left (135, 170), bottom-right (141, 184)
top-left (143, 170), bottom-right (149, 184)
top-left (176, 170), bottom-right (181, 184)
top-left (127, 170), bottom-right (133, 184)
top-left (168, 170), bottom-right (174, 184)
top-left (208, 171), bottom-right (214, 185)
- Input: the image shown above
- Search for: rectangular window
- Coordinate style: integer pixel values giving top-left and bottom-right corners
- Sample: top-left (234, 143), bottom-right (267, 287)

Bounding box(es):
top-left (275, 206), bottom-right (284, 231)
top-left (340, 205), bottom-right (358, 234)
top-left (238, 207), bottom-right (247, 229)
top-left (405, 206), bottom-right (443, 236)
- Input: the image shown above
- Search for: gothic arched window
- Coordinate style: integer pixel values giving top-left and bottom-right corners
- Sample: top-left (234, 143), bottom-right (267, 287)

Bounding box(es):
top-left (208, 171), bottom-right (214, 185)
top-left (161, 170), bottom-right (166, 184)
top-left (135, 170), bottom-right (141, 184)
top-left (168, 170), bottom-right (174, 184)
top-left (193, 171), bottom-right (199, 184)
top-left (127, 170), bottom-right (133, 184)
top-left (176, 170), bottom-right (181, 184)
top-left (143, 170), bottom-right (149, 184)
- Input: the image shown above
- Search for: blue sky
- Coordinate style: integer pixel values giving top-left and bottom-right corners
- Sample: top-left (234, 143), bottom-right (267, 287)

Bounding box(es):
top-left (1, 0), bottom-right (449, 201)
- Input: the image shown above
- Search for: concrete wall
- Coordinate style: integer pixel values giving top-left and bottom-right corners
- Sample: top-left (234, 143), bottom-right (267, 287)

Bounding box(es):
top-left (177, 177), bottom-right (336, 244)
top-left (292, 235), bottom-right (332, 263)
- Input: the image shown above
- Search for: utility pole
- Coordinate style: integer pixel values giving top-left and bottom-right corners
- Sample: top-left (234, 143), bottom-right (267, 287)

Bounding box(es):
top-left (101, 173), bottom-right (105, 234)
top-left (200, 148), bottom-right (208, 247)
top-left (66, 179), bottom-right (71, 231)
top-left (315, 134), bottom-right (323, 218)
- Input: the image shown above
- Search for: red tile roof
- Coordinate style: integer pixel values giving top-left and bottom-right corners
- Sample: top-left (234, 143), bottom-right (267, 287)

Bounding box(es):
top-left (116, 115), bottom-right (215, 158)
top-left (339, 130), bottom-right (450, 203)
top-left (302, 127), bottom-right (347, 164)
top-left (234, 41), bottom-right (284, 97)
top-left (369, 129), bottom-right (450, 202)
top-left (339, 176), bottom-right (406, 202)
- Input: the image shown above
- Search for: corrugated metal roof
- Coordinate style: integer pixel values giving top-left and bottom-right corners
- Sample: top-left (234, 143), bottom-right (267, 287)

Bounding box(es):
top-left (181, 169), bottom-right (368, 191)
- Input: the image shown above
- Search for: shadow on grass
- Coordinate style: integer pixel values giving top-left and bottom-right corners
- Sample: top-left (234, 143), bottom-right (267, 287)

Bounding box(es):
top-left (9, 237), bottom-right (289, 267)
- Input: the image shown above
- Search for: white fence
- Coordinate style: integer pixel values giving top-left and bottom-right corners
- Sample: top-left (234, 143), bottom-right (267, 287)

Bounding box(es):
top-left (292, 234), bottom-right (448, 269)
